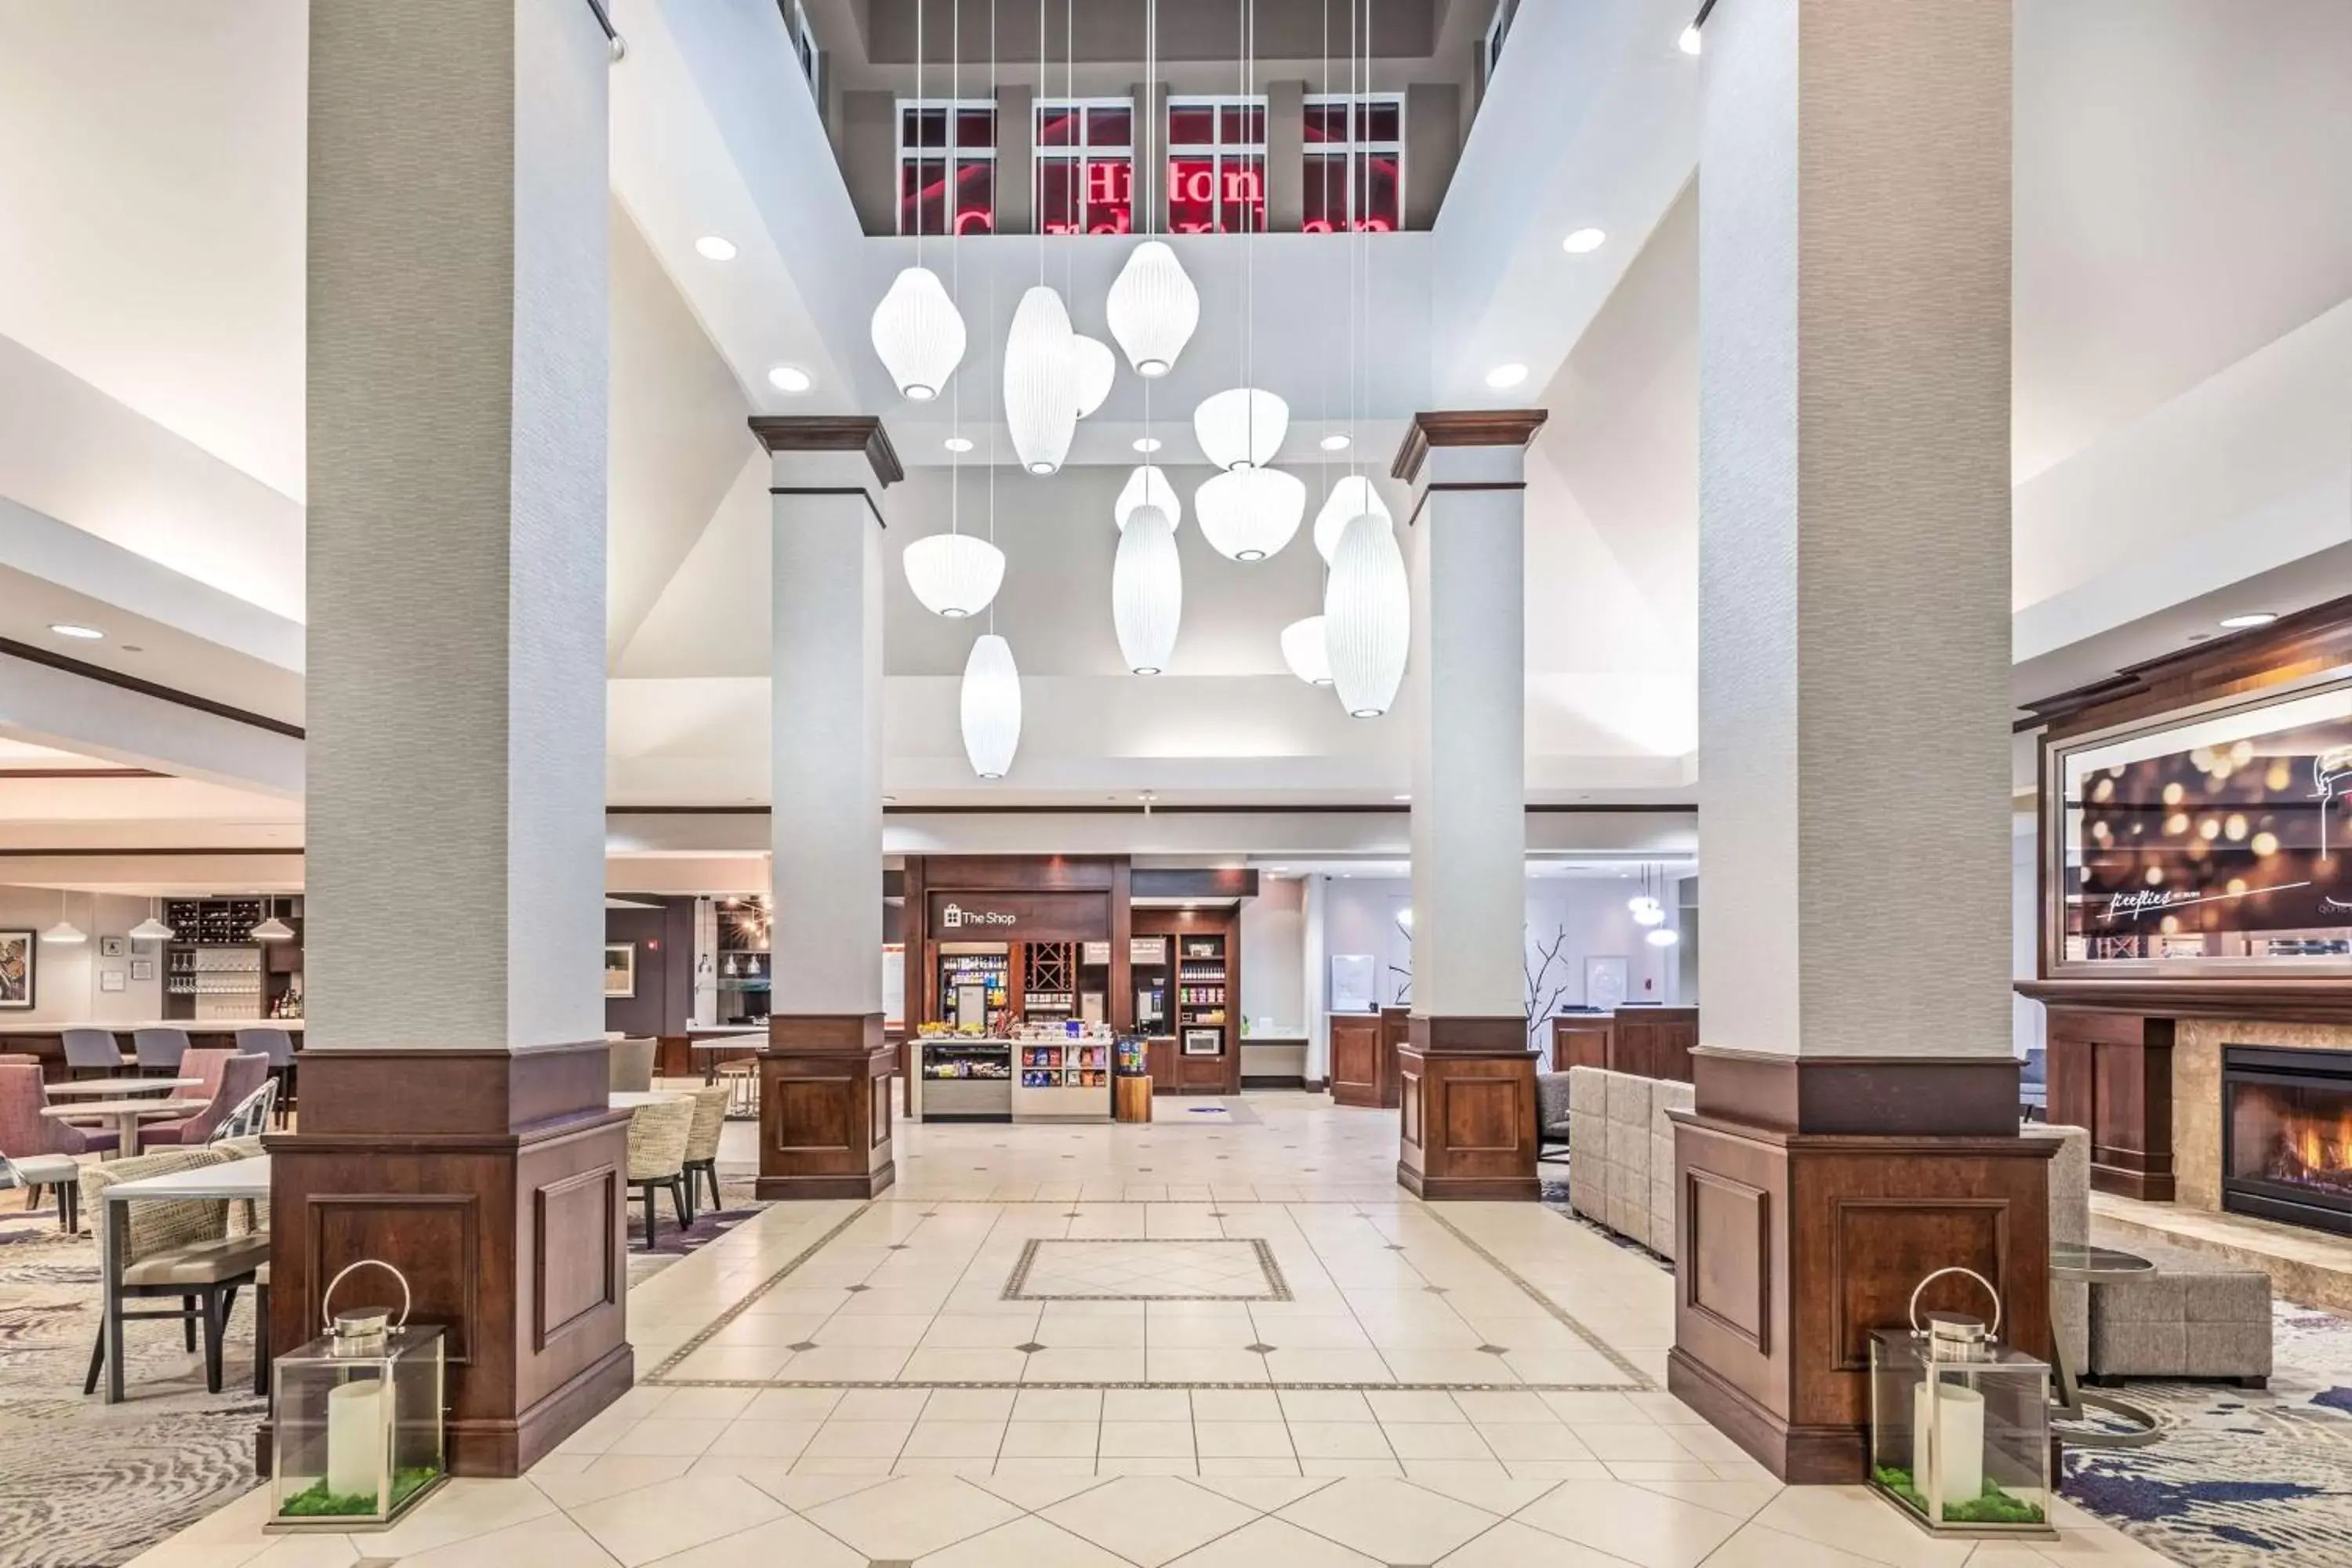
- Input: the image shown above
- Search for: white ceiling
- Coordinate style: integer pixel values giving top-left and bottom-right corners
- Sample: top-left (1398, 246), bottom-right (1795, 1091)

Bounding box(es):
top-left (0, 0), bottom-right (2347, 862)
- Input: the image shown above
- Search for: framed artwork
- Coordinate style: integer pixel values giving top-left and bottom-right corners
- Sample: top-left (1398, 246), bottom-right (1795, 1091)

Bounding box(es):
top-left (100, 970), bottom-right (128, 993)
top-left (0, 931), bottom-right (32, 1009)
top-left (603, 942), bottom-right (637, 998)
top-left (1584, 956), bottom-right (1630, 1014)
top-left (99, 935), bottom-right (126, 960)
top-left (131, 959), bottom-right (155, 981)
top-left (1330, 953), bottom-right (1376, 1014)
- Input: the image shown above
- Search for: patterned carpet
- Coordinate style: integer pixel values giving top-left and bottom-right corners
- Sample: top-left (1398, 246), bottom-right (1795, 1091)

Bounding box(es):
top-left (0, 1173), bottom-right (766, 1568)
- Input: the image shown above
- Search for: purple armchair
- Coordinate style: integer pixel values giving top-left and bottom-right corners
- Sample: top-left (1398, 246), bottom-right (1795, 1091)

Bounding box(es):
top-left (141, 1052), bottom-right (270, 1148)
top-left (0, 1062), bottom-right (118, 1158)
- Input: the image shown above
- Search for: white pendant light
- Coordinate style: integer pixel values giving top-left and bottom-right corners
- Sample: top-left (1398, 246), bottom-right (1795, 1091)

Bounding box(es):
top-left (129, 899), bottom-right (176, 943)
top-left (1325, 510), bottom-right (1408, 717)
top-left (1196, 467), bottom-right (1305, 562)
top-left (1071, 333), bottom-right (1116, 419)
top-left (1105, 240), bottom-right (1200, 377)
top-left (1112, 504), bottom-right (1182, 676)
top-left (1004, 285), bottom-right (1078, 474)
top-left (40, 891), bottom-right (85, 946)
top-left (1114, 465), bottom-right (1184, 532)
top-left (960, 633), bottom-right (1023, 779)
top-left (1314, 475), bottom-right (1392, 564)
top-left (1279, 615), bottom-right (1334, 685)
top-left (1192, 387), bottom-right (1289, 471)
top-left (252, 897), bottom-right (296, 942)
top-left (1632, 900), bottom-right (1666, 927)
top-left (902, 532), bottom-right (1006, 619)
top-left (1646, 926), bottom-right (1681, 947)
top-left (870, 266), bottom-right (967, 402)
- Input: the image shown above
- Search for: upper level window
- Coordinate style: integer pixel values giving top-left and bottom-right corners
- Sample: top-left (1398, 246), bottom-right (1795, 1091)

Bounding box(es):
top-left (782, 0), bottom-right (821, 100)
top-left (898, 100), bottom-right (997, 235)
top-left (1036, 98), bottom-right (1134, 234)
top-left (1167, 96), bottom-right (1265, 234)
top-left (1303, 94), bottom-right (1403, 232)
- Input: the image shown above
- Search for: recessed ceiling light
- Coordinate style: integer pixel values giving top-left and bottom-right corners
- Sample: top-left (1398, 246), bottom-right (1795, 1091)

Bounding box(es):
top-left (1272, 866), bottom-right (1290, 873)
top-left (2219, 612), bottom-right (2278, 629)
top-left (1563, 228), bottom-right (1606, 254)
top-left (1485, 363), bottom-right (1529, 390)
top-left (1319, 434), bottom-right (1352, 452)
top-left (1133, 437), bottom-right (1163, 453)
top-left (1679, 24), bottom-right (1704, 56)
top-left (1393, 793), bottom-right (1411, 802)
top-left (768, 365), bottom-right (814, 393)
top-left (694, 235), bottom-right (738, 261)
top-left (49, 623), bottom-right (103, 641)
top-left (882, 794), bottom-right (897, 803)
top-left (944, 436), bottom-right (974, 453)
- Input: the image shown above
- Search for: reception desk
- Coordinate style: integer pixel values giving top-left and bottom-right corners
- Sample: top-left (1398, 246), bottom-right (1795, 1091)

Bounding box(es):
top-left (1547, 1007), bottom-right (1698, 1081)
top-left (1329, 1007), bottom-right (1407, 1108)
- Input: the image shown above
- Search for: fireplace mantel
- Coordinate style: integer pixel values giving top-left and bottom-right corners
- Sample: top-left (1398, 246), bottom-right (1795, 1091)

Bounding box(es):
top-left (2019, 980), bottom-right (2352, 1027)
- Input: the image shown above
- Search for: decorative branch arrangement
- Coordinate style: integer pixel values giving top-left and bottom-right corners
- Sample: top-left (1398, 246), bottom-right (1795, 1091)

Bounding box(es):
top-left (1524, 924), bottom-right (1577, 1047)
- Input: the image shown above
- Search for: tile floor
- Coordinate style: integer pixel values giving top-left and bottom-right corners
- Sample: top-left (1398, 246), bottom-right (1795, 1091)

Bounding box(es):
top-left (123, 1094), bottom-right (2179, 1566)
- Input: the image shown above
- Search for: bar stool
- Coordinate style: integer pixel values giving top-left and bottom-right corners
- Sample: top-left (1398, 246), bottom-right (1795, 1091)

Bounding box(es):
top-left (236, 1027), bottom-right (298, 1125)
top-left (64, 1029), bottom-right (127, 1080)
top-left (132, 1028), bottom-right (191, 1078)
top-left (716, 1059), bottom-right (759, 1119)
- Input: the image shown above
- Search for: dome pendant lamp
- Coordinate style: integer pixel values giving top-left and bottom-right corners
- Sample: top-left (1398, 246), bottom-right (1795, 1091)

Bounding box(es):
top-left (1280, 615), bottom-right (1334, 685)
top-left (1324, 510), bottom-right (1408, 717)
top-left (1072, 333), bottom-right (1116, 419)
top-left (960, 633), bottom-right (1024, 779)
top-left (1004, 285), bottom-right (1078, 475)
top-left (1193, 387), bottom-right (1289, 472)
top-left (1112, 503), bottom-right (1182, 675)
top-left (902, 532), bottom-right (1006, 619)
top-left (1196, 466), bottom-right (1305, 562)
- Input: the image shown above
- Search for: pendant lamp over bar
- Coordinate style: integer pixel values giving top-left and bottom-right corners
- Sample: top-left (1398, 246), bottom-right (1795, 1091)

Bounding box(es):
top-left (1112, 504), bottom-right (1182, 676)
top-left (1106, 240), bottom-right (1200, 377)
top-left (1314, 475), bottom-right (1392, 564)
top-left (1004, 285), bottom-right (1078, 474)
top-left (902, 532), bottom-right (1006, 619)
top-left (871, 267), bottom-right (966, 402)
top-left (1325, 510), bottom-right (1408, 717)
top-left (1196, 466), bottom-right (1305, 562)
top-left (1193, 387), bottom-right (1288, 471)
top-left (1114, 464), bottom-right (1183, 532)
top-left (1280, 615), bottom-right (1334, 685)
top-left (1071, 334), bottom-right (1116, 419)
top-left (960, 633), bottom-right (1023, 779)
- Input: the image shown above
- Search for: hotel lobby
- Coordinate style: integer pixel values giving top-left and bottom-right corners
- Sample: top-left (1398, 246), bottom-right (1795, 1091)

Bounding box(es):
top-left (3, 1), bottom-right (2351, 1566)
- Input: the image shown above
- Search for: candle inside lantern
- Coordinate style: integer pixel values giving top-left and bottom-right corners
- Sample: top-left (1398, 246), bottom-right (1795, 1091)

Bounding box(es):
top-left (1913, 1379), bottom-right (1986, 1513)
top-left (325, 1375), bottom-right (387, 1501)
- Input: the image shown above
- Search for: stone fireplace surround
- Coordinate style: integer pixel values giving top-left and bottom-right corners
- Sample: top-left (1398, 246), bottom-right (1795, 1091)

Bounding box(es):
top-left (2175, 1021), bottom-right (2352, 1212)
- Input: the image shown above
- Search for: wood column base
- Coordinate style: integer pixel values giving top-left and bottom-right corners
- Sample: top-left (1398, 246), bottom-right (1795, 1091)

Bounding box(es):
top-left (261, 1043), bottom-right (633, 1478)
top-left (757, 1013), bottom-right (896, 1200)
top-left (1396, 1016), bottom-right (1539, 1202)
top-left (1669, 1047), bottom-right (2053, 1483)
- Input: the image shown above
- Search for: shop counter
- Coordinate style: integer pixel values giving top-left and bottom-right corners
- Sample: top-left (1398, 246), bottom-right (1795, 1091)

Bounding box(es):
top-left (1015, 1040), bottom-right (1112, 1123)
top-left (913, 1037), bottom-right (1013, 1122)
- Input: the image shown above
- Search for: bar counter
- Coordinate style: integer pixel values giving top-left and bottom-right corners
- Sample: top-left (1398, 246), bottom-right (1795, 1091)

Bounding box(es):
top-left (0, 1019), bottom-right (301, 1079)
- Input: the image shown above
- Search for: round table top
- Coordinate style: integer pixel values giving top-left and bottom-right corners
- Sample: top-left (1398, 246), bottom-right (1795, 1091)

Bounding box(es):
top-left (2052, 1242), bottom-right (2157, 1281)
top-left (44, 1077), bottom-right (201, 1098)
top-left (42, 1098), bottom-right (207, 1119)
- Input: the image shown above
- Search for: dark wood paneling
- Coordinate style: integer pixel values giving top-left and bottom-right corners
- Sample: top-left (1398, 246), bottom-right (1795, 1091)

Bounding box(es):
top-left (1550, 1016), bottom-right (1611, 1073)
top-left (918, 855), bottom-right (1121, 891)
top-left (1130, 867), bottom-right (1259, 899)
top-left (2022, 590), bottom-right (2352, 737)
top-left (1686, 1168), bottom-right (1770, 1353)
top-left (758, 1012), bottom-right (895, 1199)
top-left (2018, 980), bottom-right (2352, 1026)
top-left (747, 414), bottom-right (904, 483)
top-left (1612, 1008), bottom-right (1699, 1081)
top-left (925, 888), bottom-right (1112, 942)
top-left (1692, 1046), bottom-right (2020, 1136)
top-left (1330, 1014), bottom-right (1384, 1106)
top-left (1409, 1014), bottom-right (1526, 1055)
top-left (1390, 409), bottom-right (1551, 484)
top-left (1395, 1039), bottom-right (1537, 1202)
top-left (295, 1041), bottom-right (608, 1135)
top-left (1138, 905), bottom-right (1240, 1096)
top-left (2045, 1009), bottom-right (2176, 1200)
top-left (534, 1166), bottom-right (619, 1352)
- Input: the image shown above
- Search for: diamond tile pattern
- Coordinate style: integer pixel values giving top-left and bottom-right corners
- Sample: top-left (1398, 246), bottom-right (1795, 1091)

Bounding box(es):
top-left (1007, 1238), bottom-right (1290, 1301)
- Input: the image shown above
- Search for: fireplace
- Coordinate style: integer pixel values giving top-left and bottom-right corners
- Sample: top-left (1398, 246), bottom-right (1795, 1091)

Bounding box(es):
top-left (2222, 1047), bottom-right (2352, 1236)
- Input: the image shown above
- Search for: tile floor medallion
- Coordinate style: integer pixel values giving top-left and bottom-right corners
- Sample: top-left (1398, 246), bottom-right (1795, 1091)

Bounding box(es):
top-left (102, 1095), bottom-right (2189, 1566)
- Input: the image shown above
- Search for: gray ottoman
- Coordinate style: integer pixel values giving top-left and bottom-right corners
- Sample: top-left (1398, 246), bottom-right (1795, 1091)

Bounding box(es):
top-left (2087, 1241), bottom-right (2272, 1387)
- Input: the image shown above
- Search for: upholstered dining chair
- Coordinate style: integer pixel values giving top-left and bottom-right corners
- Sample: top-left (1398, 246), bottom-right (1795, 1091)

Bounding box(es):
top-left (608, 1036), bottom-right (657, 1095)
top-left (79, 1145), bottom-right (265, 1398)
top-left (235, 1028), bottom-right (297, 1125)
top-left (63, 1028), bottom-right (126, 1079)
top-left (0, 1061), bottom-right (118, 1166)
top-left (132, 1028), bottom-right (191, 1077)
top-left (1, 1148), bottom-right (85, 1231)
top-left (624, 1097), bottom-right (695, 1250)
top-left (143, 1053), bottom-right (267, 1148)
top-left (680, 1084), bottom-right (731, 1222)
top-left (0, 1053), bottom-right (40, 1065)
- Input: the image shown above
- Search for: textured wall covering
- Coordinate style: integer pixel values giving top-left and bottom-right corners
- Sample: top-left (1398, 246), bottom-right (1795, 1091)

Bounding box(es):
top-left (1697, 0), bottom-right (2013, 1058)
top-left (307, 0), bottom-right (609, 1049)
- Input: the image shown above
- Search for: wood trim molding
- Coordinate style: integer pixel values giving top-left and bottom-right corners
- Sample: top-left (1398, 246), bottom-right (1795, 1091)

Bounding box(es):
top-left (0, 635), bottom-right (306, 739)
top-left (1690, 1047), bottom-right (2020, 1136)
top-left (0, 767), bottom-right (169, 779)
top-left (2017, 978), bottom-right (2352, 1025)
top-left (748, 415), bottom-right (905, 485)
top-left (1391, 410), bottom-right (1550, 484)
top-left (2019, 589), bottom-right (2352, 735)
top-left (1399, 481), bottom-right (1530, 530)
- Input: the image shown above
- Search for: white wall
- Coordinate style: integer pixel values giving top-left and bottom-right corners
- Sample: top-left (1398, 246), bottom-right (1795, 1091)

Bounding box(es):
top-left (0, 887), bottom-right (166, 1022)
top-left (2013, 815), bottom-right (2045, 1058)
top-left (1310, 873), bottom-right (1686, 1051)
top-left (1238, 877), bottom-right (1305, 1035)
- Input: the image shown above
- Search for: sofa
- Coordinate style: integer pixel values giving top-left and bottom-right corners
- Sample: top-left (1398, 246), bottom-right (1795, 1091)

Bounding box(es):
top-left (1566, 1065), bottom-right (1691, 1255)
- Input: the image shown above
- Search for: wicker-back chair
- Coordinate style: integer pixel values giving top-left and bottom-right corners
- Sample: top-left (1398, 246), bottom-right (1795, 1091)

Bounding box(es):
top-left (80, 1145), bottom-right (265, 1396)
top-left (624, 1097), bottom-right (695, 1250)
top-left (680, 1085), bottom-right (731, 1221)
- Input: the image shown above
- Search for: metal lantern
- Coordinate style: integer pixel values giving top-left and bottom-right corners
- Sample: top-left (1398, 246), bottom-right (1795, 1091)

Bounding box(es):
top-left (1869, 1267), bottom-right (2053, 1539)
top-left (269, 1261), bottom-right (446, 1531)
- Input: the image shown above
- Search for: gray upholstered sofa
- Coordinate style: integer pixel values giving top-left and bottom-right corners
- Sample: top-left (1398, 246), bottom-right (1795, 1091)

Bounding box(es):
top-left (1566, 1065), bottom-right (1691, 1255)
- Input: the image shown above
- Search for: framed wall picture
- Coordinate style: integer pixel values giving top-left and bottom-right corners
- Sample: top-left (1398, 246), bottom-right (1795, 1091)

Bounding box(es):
top-left (100, 969), bottom-right (128, 993)
top-left (99, 935), bottom-right (126, 960)
top-left (131, 959), bottom-right (155, 981)
top-left (1584, 956), bottom-right (1630, 1014)
top-left (0, 930), bottom-right (32, 1009)
top-left (604, 942), bottom-right (637, 999)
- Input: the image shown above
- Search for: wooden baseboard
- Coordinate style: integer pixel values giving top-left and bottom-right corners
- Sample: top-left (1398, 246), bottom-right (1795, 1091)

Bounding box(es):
top-left (755, 1166), bottom-right (896, 1201)
top-left (1667, 1347), bottom-right (1864, 1483)
top-left (1394, 1161), bottom-right (1540, 1203)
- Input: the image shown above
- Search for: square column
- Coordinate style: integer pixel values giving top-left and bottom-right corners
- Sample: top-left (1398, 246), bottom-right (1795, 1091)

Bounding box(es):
top-left (272, 0), bottom-right (630, 1475)
top-left (1669, 0), bottom-right (2053, 1482)
top-left (753, 416), bottom-right (901, 1200)
top-left (1391, 412), bottom-right (1547, 1200)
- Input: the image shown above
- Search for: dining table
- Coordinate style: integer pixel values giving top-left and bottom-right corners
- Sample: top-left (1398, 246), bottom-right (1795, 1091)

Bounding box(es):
top-left (45, 1077), bottom-right (201, 1099)
top-left (43, 1098), bottom-right (208, 1159)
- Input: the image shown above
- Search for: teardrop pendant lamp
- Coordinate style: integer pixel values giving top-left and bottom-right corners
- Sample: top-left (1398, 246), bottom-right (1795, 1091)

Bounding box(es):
top-left (1192, 387), bottom-right (1288, 471)
top-left (1279, 615), bottom-right (1333, 685)
top-left (1325, 510), bottom-right (1408, 717)
top-left (1106, 240), bottom-right (1200, 377)
top-left (902, 532), bottom-right (1006, 618)
top-left (960, 633), bottom-right (1023, 779)
top-left (1004, 285), bottom-right (1078, 474)
top-left (1114, 464), bottom-right (1183, 532)
top-left (1196, 466), bottom-right (1305, 562)
top-left (1314, 474), bottom-right (1392, 564)
top-left (871, 267), bottom-right (967, 401)
top-left (1071, 333), bottom-right (1116, 419)
top-left (1112, 504), bottom-right (1182, 675)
